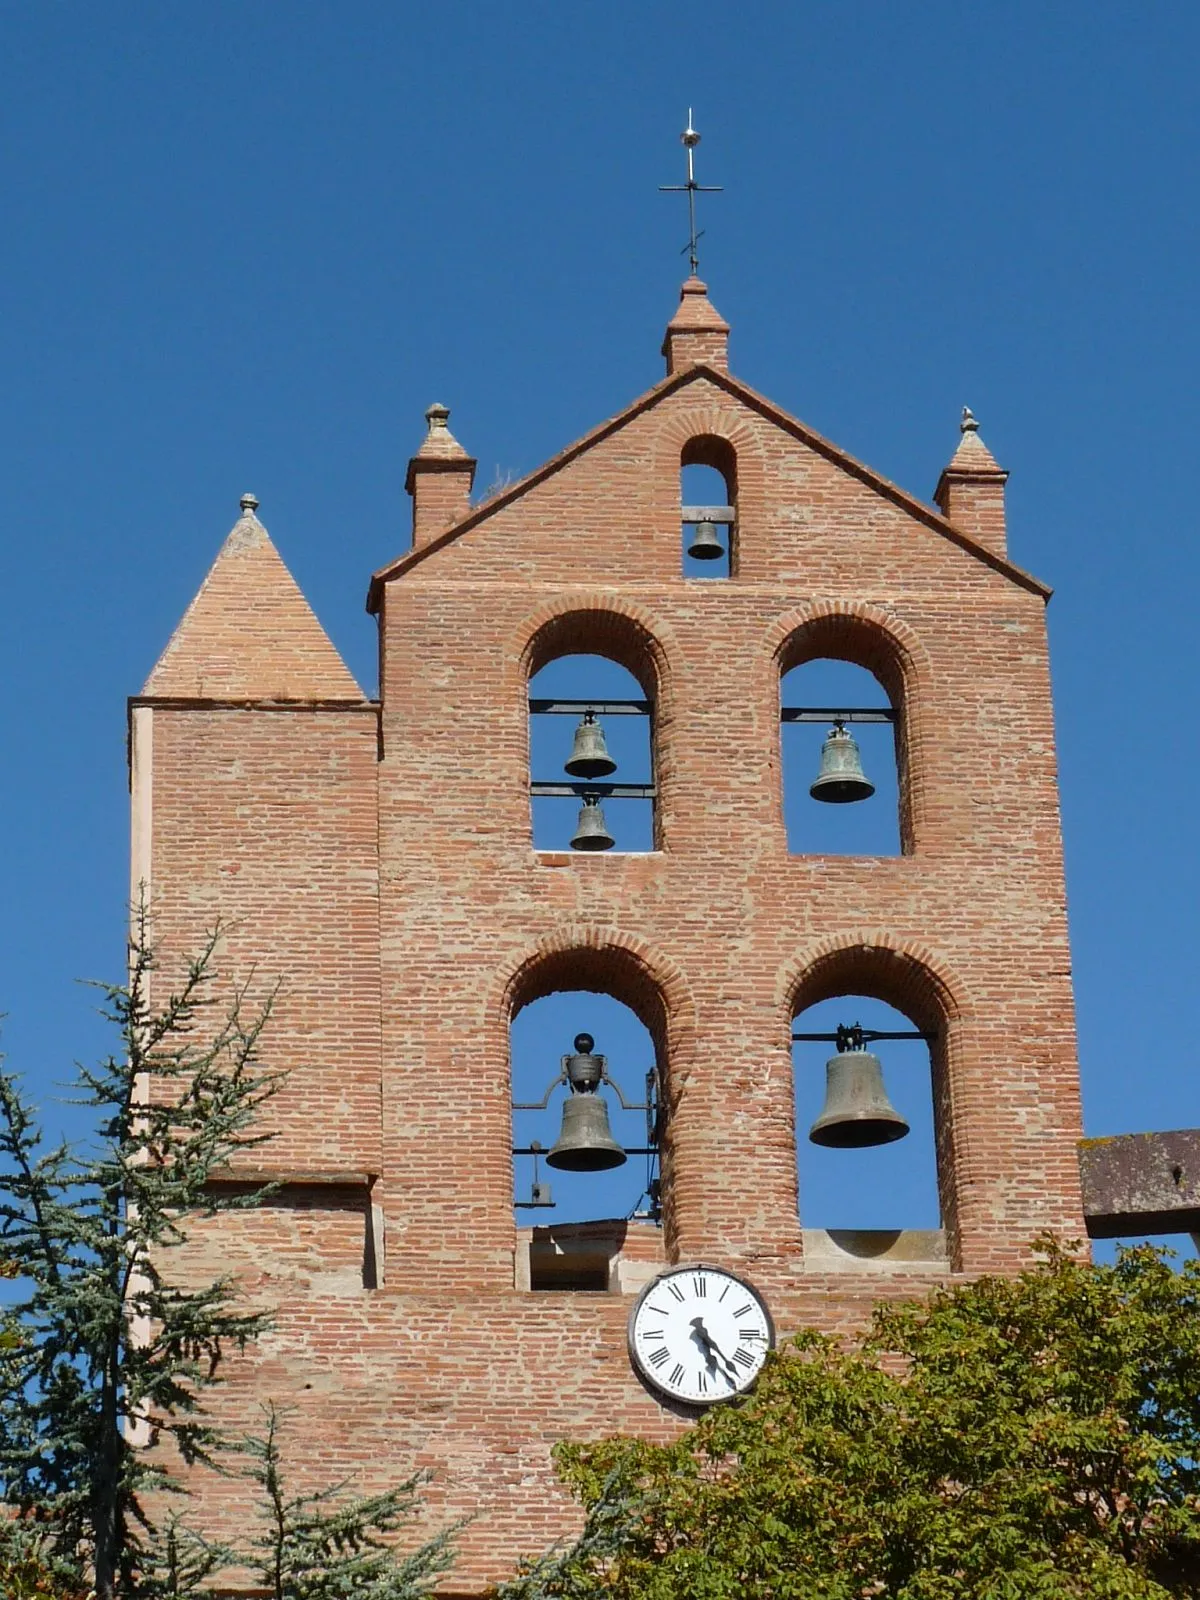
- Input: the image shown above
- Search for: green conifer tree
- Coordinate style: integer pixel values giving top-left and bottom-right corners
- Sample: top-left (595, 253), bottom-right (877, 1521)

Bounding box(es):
top-left (239, 1401), bottom-right (457, 1600)
top-left (0, 906), bottom-right (281, 1600)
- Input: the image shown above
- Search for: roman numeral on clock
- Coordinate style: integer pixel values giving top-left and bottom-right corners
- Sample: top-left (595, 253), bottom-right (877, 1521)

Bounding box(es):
top-left (692, 1275), bottom-right (707, 1297)
top-left (666, 1280), bottom-right (685, 1302)
top-left (732, 1347), bottom-right (756, 1369)
top-left (670, 1363), bottom-right (685, 1385)
top-left (647, 1346), bottom-right (670, 1369)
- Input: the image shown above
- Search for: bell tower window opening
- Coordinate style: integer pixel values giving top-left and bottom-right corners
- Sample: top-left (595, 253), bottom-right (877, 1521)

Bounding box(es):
top-left (781, 658), bottom-right (901, 856)
top-left (793, 993), bottom-right (941, 1238)
top-left (511, 989), bottom-right (662, 1236)
top-left (681, 436), bottom-right (736, 578)
top-left (529, 655), bottom-right (655, 852)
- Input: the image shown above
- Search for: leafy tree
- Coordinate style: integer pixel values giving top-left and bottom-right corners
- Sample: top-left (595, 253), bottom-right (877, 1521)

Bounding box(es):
top-left (500, 1242), bottom-right (1200, 1599)
top-left (0, 907), bottom-right (281, 1600)
top-left (239, 1401), bottom-right (457, 1600)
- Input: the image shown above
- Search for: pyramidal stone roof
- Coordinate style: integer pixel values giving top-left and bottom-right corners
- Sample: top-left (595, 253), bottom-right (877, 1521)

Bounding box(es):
top-left (142, 496), bottom-right (363, 700)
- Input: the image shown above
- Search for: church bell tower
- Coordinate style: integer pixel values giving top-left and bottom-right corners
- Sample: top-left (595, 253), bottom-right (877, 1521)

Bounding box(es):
top-left (131, 184), bottom-right (1085, 1589)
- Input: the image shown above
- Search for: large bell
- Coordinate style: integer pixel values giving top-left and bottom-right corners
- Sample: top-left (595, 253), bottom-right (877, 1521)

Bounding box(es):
top-left (686, 518), bottom-right (725, 560)
top-left (570, 795), bottom-right (615, 851)
top-left (564, 711), bottom-right (617, 779)
top-left (809, 722), bottom-right (875, 804)
top-left (547, 1035), bottom-right (627, 1171)
top-left (808, 1045), bottom-right (910, 1148)
top-left (546, 1093), bottom-right (627, 1170)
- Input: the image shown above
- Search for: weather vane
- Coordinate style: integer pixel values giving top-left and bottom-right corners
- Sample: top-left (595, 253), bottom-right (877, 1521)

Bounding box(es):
top-left (659, 109), bottom-right (722, 277)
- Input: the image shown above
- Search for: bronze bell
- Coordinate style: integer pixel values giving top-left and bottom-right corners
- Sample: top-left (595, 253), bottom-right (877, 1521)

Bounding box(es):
top-left (808, 1039), bottom-right (909, 1149)
top-left (570, 795), bottom-right (615, 851)
top-left (686, 518), bottom-right (724, 560)
top-left (809, 722), bottom-right (875, 804)
top-left (547, 1034), bottom-right (627, 1171)
top-left (565, 711), bottom-right (616, 778)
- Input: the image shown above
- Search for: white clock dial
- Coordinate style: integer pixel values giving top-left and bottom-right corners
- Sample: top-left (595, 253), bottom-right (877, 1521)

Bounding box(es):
top-left (628, 1265), bottom-right (774, 1406)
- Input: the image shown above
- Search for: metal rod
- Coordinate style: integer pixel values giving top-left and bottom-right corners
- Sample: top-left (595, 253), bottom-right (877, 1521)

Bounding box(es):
top-left (513, 1147), bottom-right (657, 1158)
top-left (780, 707), bottom-right (897, 724)
top-left (792, 1029), bottom-right (934, 1043)
top-left (681, 505), bottom-right (735, 524)
top-left (531, 782), bottom-right (656, 799)
top-left (528, 699), bottom-right (651, 716)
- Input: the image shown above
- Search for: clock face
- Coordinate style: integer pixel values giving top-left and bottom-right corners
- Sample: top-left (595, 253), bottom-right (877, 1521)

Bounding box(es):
top-left (628, 1265), bottom-right (774, 1406)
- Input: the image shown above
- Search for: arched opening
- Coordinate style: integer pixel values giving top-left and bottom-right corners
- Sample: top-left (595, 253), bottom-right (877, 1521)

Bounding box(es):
top-left (508, 945), bottom-right (667, 1289)
top-left (526, 610), bottom-right (662, 852)
top-left (778, 614), bottom-right (915, 855)
top-left (681, 436), bottom-right (736, 578)
top-left (781, 659), bottom-right (901, 854)
top-left (790, 943), bottom-right (956, 1266)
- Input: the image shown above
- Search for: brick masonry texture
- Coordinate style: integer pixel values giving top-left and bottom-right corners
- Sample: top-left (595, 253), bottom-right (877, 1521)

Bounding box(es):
top-left (132, 281), bottom-right (1086, 1592)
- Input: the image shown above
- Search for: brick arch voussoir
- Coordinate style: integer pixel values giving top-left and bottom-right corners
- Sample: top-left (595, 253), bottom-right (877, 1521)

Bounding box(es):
top-left (652, 403), bottom-right (766, 501)
top-left (766, 600), bottom-right (933, 709)
top-left (777, 932), bottom-right (970, 1037)
top-left (509, 595), bottom-right (679, 705)
top-left (490, 924), bottom-right (698, 1074)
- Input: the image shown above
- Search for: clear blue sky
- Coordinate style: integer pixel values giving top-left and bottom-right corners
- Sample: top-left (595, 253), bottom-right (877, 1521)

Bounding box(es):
top-left (2, 4), bottom-right (1197, 1250)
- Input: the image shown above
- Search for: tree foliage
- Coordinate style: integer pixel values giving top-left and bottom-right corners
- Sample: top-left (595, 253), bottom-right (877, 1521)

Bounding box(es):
top-left (0, 907), bottom-right (281, 1600)
top-left (239, 1402), bottom-right (457, 1600)
top-left (500, 1243), bottom-right (1200, 1599)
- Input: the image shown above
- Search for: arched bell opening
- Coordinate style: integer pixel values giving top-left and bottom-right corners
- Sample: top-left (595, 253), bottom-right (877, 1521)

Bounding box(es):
top-left (681, 435), bottom-right (736, 579)
top-left (789, 943), bottom-right (958, 1260)
top-left (780, 658), bottom-right (903, 856)
top-left (527, 650), bottom-right (656, 852)
top-left (509, 954), bottom-right (665, 1247)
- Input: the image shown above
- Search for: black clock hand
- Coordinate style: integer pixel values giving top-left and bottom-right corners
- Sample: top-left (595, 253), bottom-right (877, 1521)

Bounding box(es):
top-left (690, 1318), bottom-right (738, 1380)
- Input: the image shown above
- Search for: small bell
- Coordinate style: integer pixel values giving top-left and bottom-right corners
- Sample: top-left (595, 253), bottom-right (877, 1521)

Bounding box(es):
top-left (570, 795), bottom-right (615, 852)
top-left (565, 711), bottom-right (616, 779)
top-left (808, 1032), bottom-right (909, 1148)
top-left (686, 518), bottom-right (724, 560)
top-left (546, 1035), bottom-right (627, 1171)
top-left (809, 722), bottom-right (875, 804)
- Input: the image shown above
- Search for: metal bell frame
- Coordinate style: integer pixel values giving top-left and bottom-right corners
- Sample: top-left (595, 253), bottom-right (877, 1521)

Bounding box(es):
top-left (794, 1021), bottom-right (935, 1151)
top-left (513, 1033), bottom-right (661, 1185)
top-left (528, 697), bottom-right (659, 853)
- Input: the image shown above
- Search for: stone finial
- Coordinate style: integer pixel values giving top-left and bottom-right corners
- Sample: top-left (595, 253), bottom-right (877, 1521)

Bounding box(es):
top-left (662, 276), bottom-right (730, 375)
top-left (239, 492), bottom-right (260, 516)
top-left (934, 407), bottom-right (1009, 557)
top-left (406, 401), bottom-right (476, 549)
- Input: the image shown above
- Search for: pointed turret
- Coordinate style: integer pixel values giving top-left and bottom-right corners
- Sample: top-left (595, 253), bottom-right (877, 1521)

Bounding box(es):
top-left (142, 495), bottom-right (362, 699)
top-left (934, 407), bottom-right (1009, 558)
top-left (405, 403), bottom-right (477, 550)
top-left (662, 277), bottom-right (730, 375)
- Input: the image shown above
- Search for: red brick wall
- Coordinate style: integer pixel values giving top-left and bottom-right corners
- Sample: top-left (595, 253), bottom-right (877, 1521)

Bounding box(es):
top-left (137, 703), bottom-right (382, 1173)
top-left (137, 361), bottom-right (1084, 1593)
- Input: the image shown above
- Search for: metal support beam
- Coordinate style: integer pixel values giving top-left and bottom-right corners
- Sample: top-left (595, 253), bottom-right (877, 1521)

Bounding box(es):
top-left (531, 782), bottom-right (656, 799)
top-left (1080, 1129), bottom-right (1200, 1239)
top-left (681, 505), bottom-right (735, 523)
top-left (781, 707), bottom-right (897, 724)
top-left (792, 1029), bottom-right (933, 1044)
top-left (528, 699), bottom-right (651, 716)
